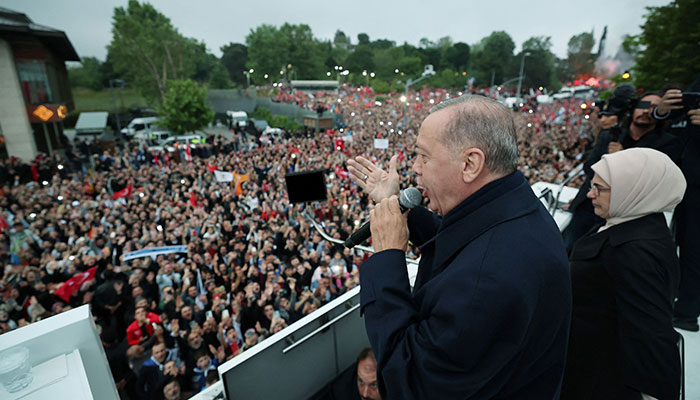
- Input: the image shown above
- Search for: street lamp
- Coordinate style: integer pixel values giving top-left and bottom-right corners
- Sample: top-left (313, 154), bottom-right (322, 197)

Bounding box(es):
top-left (516, 51), bottom-right (531, 99)
top-left (400, 65), bottom-right (435, 127)
top-left (243, 69), bottom-right (254, 87)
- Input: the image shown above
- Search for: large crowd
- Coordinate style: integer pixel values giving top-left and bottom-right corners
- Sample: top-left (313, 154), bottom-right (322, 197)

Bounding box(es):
top-left (0, 84), bottom-right (600, 399)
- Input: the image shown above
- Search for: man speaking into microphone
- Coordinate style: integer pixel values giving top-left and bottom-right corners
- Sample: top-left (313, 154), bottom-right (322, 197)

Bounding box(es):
top-left (347, 95), bottom-right (571, 399)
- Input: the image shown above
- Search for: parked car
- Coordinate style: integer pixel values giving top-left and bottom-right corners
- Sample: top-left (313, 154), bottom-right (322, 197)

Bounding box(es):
top-left (148, 133), bottom-right (207, 153)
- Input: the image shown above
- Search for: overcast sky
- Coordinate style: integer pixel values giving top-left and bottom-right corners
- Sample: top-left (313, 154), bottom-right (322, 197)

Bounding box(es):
top-left (4, 0), bottom-right (671, 62)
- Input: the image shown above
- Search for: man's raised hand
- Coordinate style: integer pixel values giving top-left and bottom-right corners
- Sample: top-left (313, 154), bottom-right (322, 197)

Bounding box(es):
top-left (347, 154), bottom-right (400, 203)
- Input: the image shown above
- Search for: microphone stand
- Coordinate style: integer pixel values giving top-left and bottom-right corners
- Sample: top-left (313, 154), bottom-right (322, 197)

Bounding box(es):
top-left (301, 209), bottom-right (419, 266)
top-left (549, 163), bottom-right (585, 216)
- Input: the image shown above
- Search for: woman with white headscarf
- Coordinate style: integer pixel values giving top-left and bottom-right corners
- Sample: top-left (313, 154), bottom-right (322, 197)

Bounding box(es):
top-left (561, 148), bottom-right (686, 400)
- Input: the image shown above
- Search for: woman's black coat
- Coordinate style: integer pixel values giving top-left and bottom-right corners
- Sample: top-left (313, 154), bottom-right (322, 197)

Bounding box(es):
top-left (561, 213), bottom-right (681, 400)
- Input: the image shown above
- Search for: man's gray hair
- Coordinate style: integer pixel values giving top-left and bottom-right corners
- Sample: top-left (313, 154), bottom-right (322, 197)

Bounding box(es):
top-left (430, 95), bottom-right (518, 175)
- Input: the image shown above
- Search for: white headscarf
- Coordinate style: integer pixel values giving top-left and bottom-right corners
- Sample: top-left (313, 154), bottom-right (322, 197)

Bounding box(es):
top-left (591, 148), bottom-right (686, 231)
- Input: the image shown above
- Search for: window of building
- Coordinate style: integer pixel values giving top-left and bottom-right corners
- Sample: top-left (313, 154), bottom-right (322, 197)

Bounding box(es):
top-left (17, 60), bottom-right (53, 105)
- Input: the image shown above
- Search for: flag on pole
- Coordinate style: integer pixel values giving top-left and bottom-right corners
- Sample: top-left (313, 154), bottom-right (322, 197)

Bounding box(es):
top-left (55, 267), bottom-right (97, 302)
top-left (214, 170), bottom-right (234, 183)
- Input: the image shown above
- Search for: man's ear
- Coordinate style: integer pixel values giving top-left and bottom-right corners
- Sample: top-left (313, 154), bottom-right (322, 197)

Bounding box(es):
top-left (461, 148), bottom-right (485, 183)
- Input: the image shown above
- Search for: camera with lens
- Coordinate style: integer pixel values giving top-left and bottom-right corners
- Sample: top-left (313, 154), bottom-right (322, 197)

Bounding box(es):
top-left (603, 83), bottom-right (639, 141)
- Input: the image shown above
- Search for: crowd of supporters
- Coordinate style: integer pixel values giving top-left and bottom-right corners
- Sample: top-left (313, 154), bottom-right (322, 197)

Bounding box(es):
top-left (0, 84), bottom-right (599, 399)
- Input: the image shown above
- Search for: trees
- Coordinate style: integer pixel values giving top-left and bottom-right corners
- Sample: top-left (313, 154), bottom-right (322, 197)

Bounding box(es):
top-left (68, 57), bottom-right (103, 90)
top-left (345, 45), bottom-right (375, 75)
top-left (519, 36), bottom-right (556, 88)
top-left (566, 32), bottom-right (596, 78)
top-left (107, 0), bottom-right (197, 103)
top-left (471, 31), bottom-right (515, 86)
top-left (246, 23), bottom-right (323, 81)
top-left (279, 23), bottom-right (324, 79)
top-left (220, 43), bottom-right (248, 86)
top-left (624, 0), bottom-right (700, 89)
top-left (245, 24), bottom-right (289, 84)
top-left (445, 42), bottom-right (470, 72)
top-left (158, 80), bottom-right (214, 135)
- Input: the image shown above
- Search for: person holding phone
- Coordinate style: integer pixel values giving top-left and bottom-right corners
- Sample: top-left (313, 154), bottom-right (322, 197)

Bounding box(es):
top-left (653, 77), bottom-right (700, 331)
top-left (563, 87), bottom-right (682, 252)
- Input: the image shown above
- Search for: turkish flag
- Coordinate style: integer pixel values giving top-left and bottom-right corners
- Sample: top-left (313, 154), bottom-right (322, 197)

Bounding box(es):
top-left (207, 165), bottom-right (217, 173)
top-left (112, 184), bottom-right (133, 200)
top-left (55, 267), bottom-right (97, 302)
top-left (397, 150), bottom-right (404, 162)
top-left (335, 138), bottom-right (344, 151)
top-left (189, 192), bottom-right (197, 207)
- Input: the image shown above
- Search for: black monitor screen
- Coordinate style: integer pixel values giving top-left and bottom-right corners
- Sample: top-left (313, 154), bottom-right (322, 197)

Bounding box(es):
top-left (285, 170), bottom-right (328, 204)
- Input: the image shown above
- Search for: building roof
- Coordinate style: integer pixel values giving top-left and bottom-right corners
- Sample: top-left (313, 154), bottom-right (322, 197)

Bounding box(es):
top-left (0, 7), bottom-right (80, 61)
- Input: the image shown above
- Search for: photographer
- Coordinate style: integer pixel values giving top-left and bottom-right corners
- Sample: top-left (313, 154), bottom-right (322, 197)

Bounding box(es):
top-left (563, 84), bottom-right (682, 251)
top-left (653, 77), bottom-right (700, 332)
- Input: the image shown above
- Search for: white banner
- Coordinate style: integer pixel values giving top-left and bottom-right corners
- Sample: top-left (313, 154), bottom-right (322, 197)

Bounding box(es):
top-left (214, 170), bottom-right (234, 182)
top-left (373, 139), bottom-right (389, 149)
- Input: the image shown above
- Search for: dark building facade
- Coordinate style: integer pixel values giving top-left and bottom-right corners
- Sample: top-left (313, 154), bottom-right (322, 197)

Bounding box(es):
top-left (0, 7), bottom-right (79, 160)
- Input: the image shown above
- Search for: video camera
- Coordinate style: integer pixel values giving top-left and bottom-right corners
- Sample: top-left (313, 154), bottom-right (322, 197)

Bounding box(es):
top-left (602, 83), bottom-right (642, 141)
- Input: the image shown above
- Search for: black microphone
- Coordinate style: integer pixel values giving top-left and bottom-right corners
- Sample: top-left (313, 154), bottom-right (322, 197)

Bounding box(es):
top-left (344, 187), bottom-right (422, 249)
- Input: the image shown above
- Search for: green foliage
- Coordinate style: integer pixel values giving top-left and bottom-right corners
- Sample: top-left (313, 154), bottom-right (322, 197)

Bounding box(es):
top-left (246, 23), bottom-right (323, 81)
top-left (220, 43), bottom-right (248, 86)
top-left (71, 87), bottom-right (149, 114)
top-left (370, 39), bottom-right (396, 50)
top-left (445, 42), bottom-right (470, 71)
top-left (68, 57), bottom-right (103, 91)
top-left (567, 32), bottom-right (595, 78)
top-left (626, 0), bottom-right (700, 89)
top-left (107, 0), bottom-right (198, 103)
top-left (373, 47), bottom-right (404, 80)
top-left (517, 36), bottom-right (556, 89)
top-left (398, 56), bottom-right (422, 77)
top-left (357, 33), bottom-right (370, 45)
top-left (250, 106), bottom-right (273, 121)
top-left (429, 69), bottom-right (463, 89)
top-left (270, 114), bottom-right (301, 130)
top-left (158, 80), bottom-right (214, 134)
top-left (372, 80), bottom-right (391, 94)
top-left (250, 106), bottom-right (301, 130)
top-left (333, 30), bottom-right (351, 48)
top-left (245, 24), bottom-right (289, 84)
top-left (345, 45), bottom-right (375, 75)
top-left (209, 62), bottom-right (232, 89)
top-left (280, 23), bottom-right (324, 79)
top-left (471, 31), bottom-right (515, 86)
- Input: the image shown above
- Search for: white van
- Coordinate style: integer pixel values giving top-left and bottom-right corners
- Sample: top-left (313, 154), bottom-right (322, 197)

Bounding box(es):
top-left (226, 111), bottom-right (248, 128)
top-left (121, 117), bottom-right (159, 137)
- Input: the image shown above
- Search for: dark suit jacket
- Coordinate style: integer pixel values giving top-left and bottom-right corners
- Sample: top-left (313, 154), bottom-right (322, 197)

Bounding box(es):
top-left (562, 213), bottom-right (680, 400)
top-left (359, 171), bottom-right (572, 399)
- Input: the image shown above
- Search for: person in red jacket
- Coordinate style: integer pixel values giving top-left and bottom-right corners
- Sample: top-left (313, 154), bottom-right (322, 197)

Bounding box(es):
top-left (127, 306), bottom-right (162, 346)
